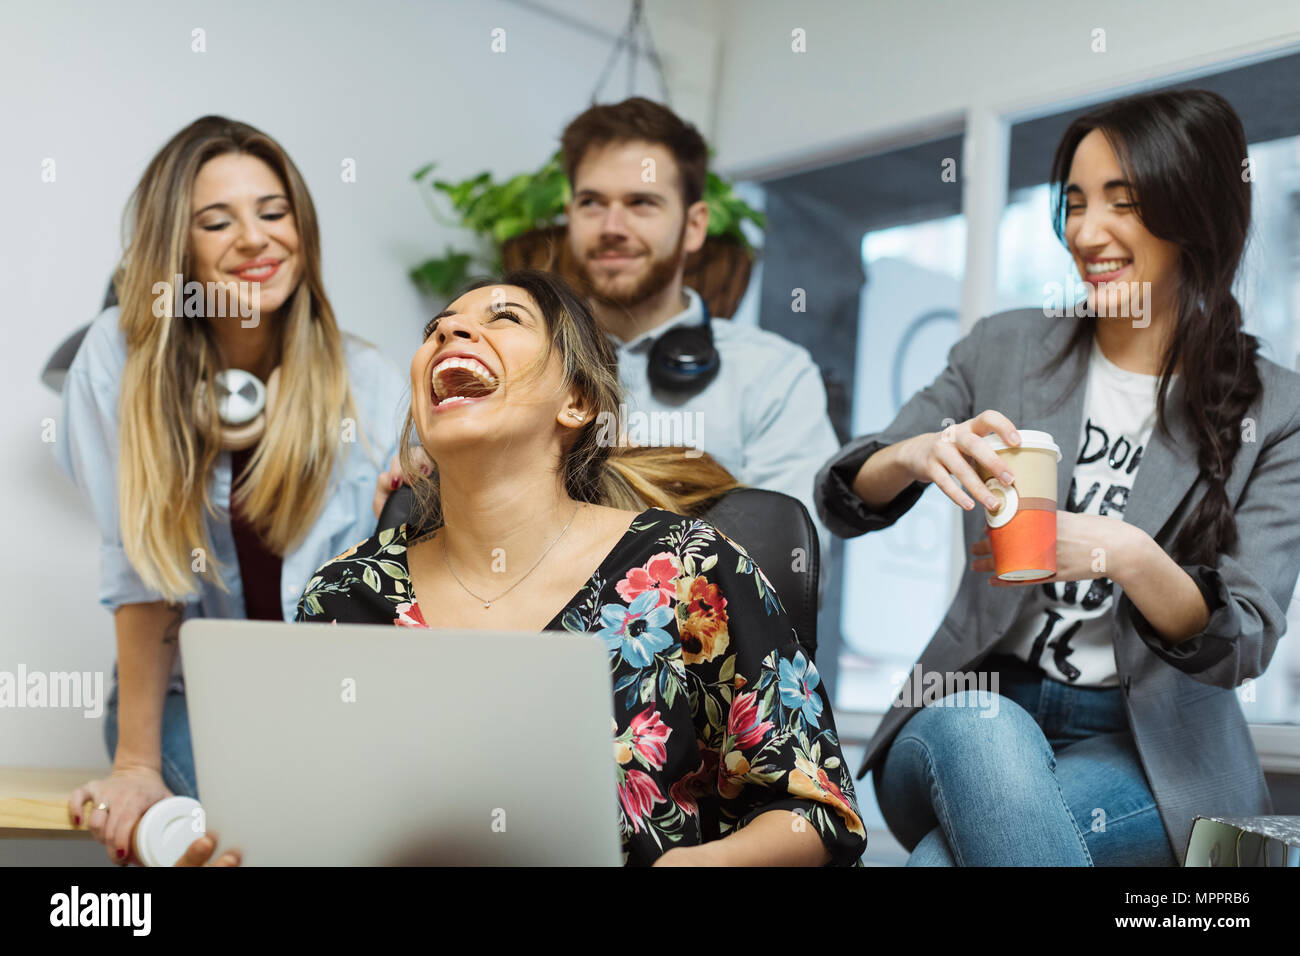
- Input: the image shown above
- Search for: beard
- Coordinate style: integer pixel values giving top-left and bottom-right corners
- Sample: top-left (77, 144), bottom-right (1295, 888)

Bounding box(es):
top-left (574, 225), bottom-right (687, 310)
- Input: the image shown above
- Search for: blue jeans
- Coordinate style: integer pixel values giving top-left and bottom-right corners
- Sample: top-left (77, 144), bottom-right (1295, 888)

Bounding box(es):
top-left (874, 653), bottom-right (1176, 866)
top-left (104, 682), bottom-right (200, 799)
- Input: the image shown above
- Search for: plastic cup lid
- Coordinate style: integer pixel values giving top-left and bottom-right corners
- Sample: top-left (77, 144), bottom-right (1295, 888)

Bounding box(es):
top-left (981, 428), bottom-right (1061, 462)
top-left (135, 796), bottom-right (205, 868)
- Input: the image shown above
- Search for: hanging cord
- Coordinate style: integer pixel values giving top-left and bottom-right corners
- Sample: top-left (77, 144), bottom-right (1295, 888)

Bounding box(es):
top-left (590, 0), bottom-right (671, 104)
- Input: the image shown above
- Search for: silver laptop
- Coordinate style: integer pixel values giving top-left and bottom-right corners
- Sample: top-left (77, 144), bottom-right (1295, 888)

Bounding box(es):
top-left (180, 619), bottom-right (622, 866)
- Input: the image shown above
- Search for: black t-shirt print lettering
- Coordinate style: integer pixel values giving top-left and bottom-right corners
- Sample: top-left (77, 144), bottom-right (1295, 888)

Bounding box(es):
top-left (1027, 608), bottom-right (1084, 682)
top-left (1029, 417), bottom-right (1144, 680)
top-left (1078, 418), bottom-right (1143, 475)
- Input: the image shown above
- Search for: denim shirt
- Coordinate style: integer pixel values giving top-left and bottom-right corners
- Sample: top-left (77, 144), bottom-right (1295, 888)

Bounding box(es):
top-left (54, 306), bottom-right (408, 689)
top-left (611, 288), bottom-right (839, 573)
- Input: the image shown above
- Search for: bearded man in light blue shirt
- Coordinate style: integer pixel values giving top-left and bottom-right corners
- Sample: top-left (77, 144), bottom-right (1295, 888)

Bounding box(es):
top-left (558, 98), bottom-right (839, 589)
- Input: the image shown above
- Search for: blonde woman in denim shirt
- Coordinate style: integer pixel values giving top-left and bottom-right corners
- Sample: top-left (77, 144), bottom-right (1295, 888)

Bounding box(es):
top-left (56, 116), bottom-right (406, 864)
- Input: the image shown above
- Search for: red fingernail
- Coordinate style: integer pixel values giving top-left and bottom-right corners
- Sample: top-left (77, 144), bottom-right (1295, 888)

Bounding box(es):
top-left (117, 848), bottom-right (125, 859)
top-left (390, 476), bottom-right (401, 490)
top-left (73, 815), bottom-right (80, 825)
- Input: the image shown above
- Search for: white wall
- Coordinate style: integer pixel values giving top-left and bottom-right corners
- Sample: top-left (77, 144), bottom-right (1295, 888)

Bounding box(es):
top-left (712, 0), bottom-right (1300, 177)
top-left (0, 0), bottom-right (719, 769)
top-left (13, 0), bottom-right (1300, 773)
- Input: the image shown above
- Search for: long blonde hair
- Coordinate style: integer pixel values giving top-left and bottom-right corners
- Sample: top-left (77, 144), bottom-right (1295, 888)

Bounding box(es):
top-left (399, 270), bottom-right (740, 529)
top-left (116, 116), bottom-right (359, 601)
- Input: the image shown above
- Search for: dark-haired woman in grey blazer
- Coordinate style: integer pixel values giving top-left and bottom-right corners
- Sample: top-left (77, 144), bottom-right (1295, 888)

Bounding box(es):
top-left (816, 88), bottom-right (1300, 865)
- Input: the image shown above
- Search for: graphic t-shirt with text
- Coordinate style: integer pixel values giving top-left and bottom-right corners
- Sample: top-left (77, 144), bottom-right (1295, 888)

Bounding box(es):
top-left (993, 339), bottom-right (1160, 686)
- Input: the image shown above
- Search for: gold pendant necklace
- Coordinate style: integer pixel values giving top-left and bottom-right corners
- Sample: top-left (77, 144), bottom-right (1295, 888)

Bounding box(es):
top-left (441, 502), bottom-right (581, 609)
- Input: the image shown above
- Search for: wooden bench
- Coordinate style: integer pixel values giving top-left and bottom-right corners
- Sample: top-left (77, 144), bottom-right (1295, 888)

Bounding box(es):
top-left (0, 768), bottom-right (105, 839)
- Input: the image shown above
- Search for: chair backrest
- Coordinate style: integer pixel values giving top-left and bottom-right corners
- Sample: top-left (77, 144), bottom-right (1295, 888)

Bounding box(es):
top-left (376, 484), bottom-right (417, 538)
top-left (700, 487), bottom-right (819, 659)
top-left (375, 485), bottom-right (820, 659)
top-left (41, 277), bottom-right (117, 394)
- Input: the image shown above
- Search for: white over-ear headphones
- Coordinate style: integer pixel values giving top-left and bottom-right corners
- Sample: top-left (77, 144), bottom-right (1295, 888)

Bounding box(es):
top-left (196, 367), bottom-right (281, 451)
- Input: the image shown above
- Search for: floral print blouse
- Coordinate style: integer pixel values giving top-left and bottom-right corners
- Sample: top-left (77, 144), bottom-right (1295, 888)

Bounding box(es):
top-left (295, 507), bottom-right (866, 866)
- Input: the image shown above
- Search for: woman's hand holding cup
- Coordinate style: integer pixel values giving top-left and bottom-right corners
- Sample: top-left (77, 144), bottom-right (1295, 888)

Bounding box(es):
top-left (972, 510), bottom-right (1141, 586)
top-left (900, 409), bottom-right (1021, 512)
top-left (68, 765), bottom-right (173, 864)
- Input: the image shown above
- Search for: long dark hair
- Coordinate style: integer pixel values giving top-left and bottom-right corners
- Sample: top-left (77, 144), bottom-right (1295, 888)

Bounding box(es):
top-left (1042, 90), bottom-right (1260, 565)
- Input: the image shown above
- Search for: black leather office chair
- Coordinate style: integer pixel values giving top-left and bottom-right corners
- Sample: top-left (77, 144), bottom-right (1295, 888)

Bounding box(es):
top-left (700, 488), bottom-right (819, 659)
top-left (377, 484), bottom-right (820, 659)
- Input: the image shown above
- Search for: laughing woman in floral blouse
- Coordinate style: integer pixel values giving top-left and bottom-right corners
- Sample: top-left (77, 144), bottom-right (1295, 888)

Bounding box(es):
top-left (259, 269), bottom-right (864, 868)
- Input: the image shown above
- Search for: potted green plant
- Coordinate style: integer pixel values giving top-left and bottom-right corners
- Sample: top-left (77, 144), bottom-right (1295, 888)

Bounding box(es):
top-left (411, 151), bottom-right (765, 318)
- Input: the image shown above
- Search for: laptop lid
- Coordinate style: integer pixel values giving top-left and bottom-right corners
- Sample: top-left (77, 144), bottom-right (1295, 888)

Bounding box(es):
top-left (179, 619), bottom-right (622, 866)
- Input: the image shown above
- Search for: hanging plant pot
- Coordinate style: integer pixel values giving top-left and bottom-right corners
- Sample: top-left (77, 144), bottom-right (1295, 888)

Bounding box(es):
top-left (500, 225), bottom-right (570, 274)
top-left (683, 235), bottom-right (754, 320)
top-left (500, 225), bottom-right (755, 320)
top-left (412, 151), bottom-right (765, 315)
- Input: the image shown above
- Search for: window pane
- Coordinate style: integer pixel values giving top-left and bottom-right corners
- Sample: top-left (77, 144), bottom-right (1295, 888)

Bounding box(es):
top-left (836, 215), bottom-right (965, 712)
top-left (996, 184), bottom-right (1073, 313)
top-left (1233, 134), bottom-right (1300, 723)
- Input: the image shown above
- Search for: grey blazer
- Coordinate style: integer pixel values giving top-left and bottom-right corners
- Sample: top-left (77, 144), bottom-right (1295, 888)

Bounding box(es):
top-left (814, 308), bottom-right (1300, 864)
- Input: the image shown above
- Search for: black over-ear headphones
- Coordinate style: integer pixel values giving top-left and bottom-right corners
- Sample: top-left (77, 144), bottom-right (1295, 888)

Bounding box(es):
top-left (646, 295), bottom-right (719, 394)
